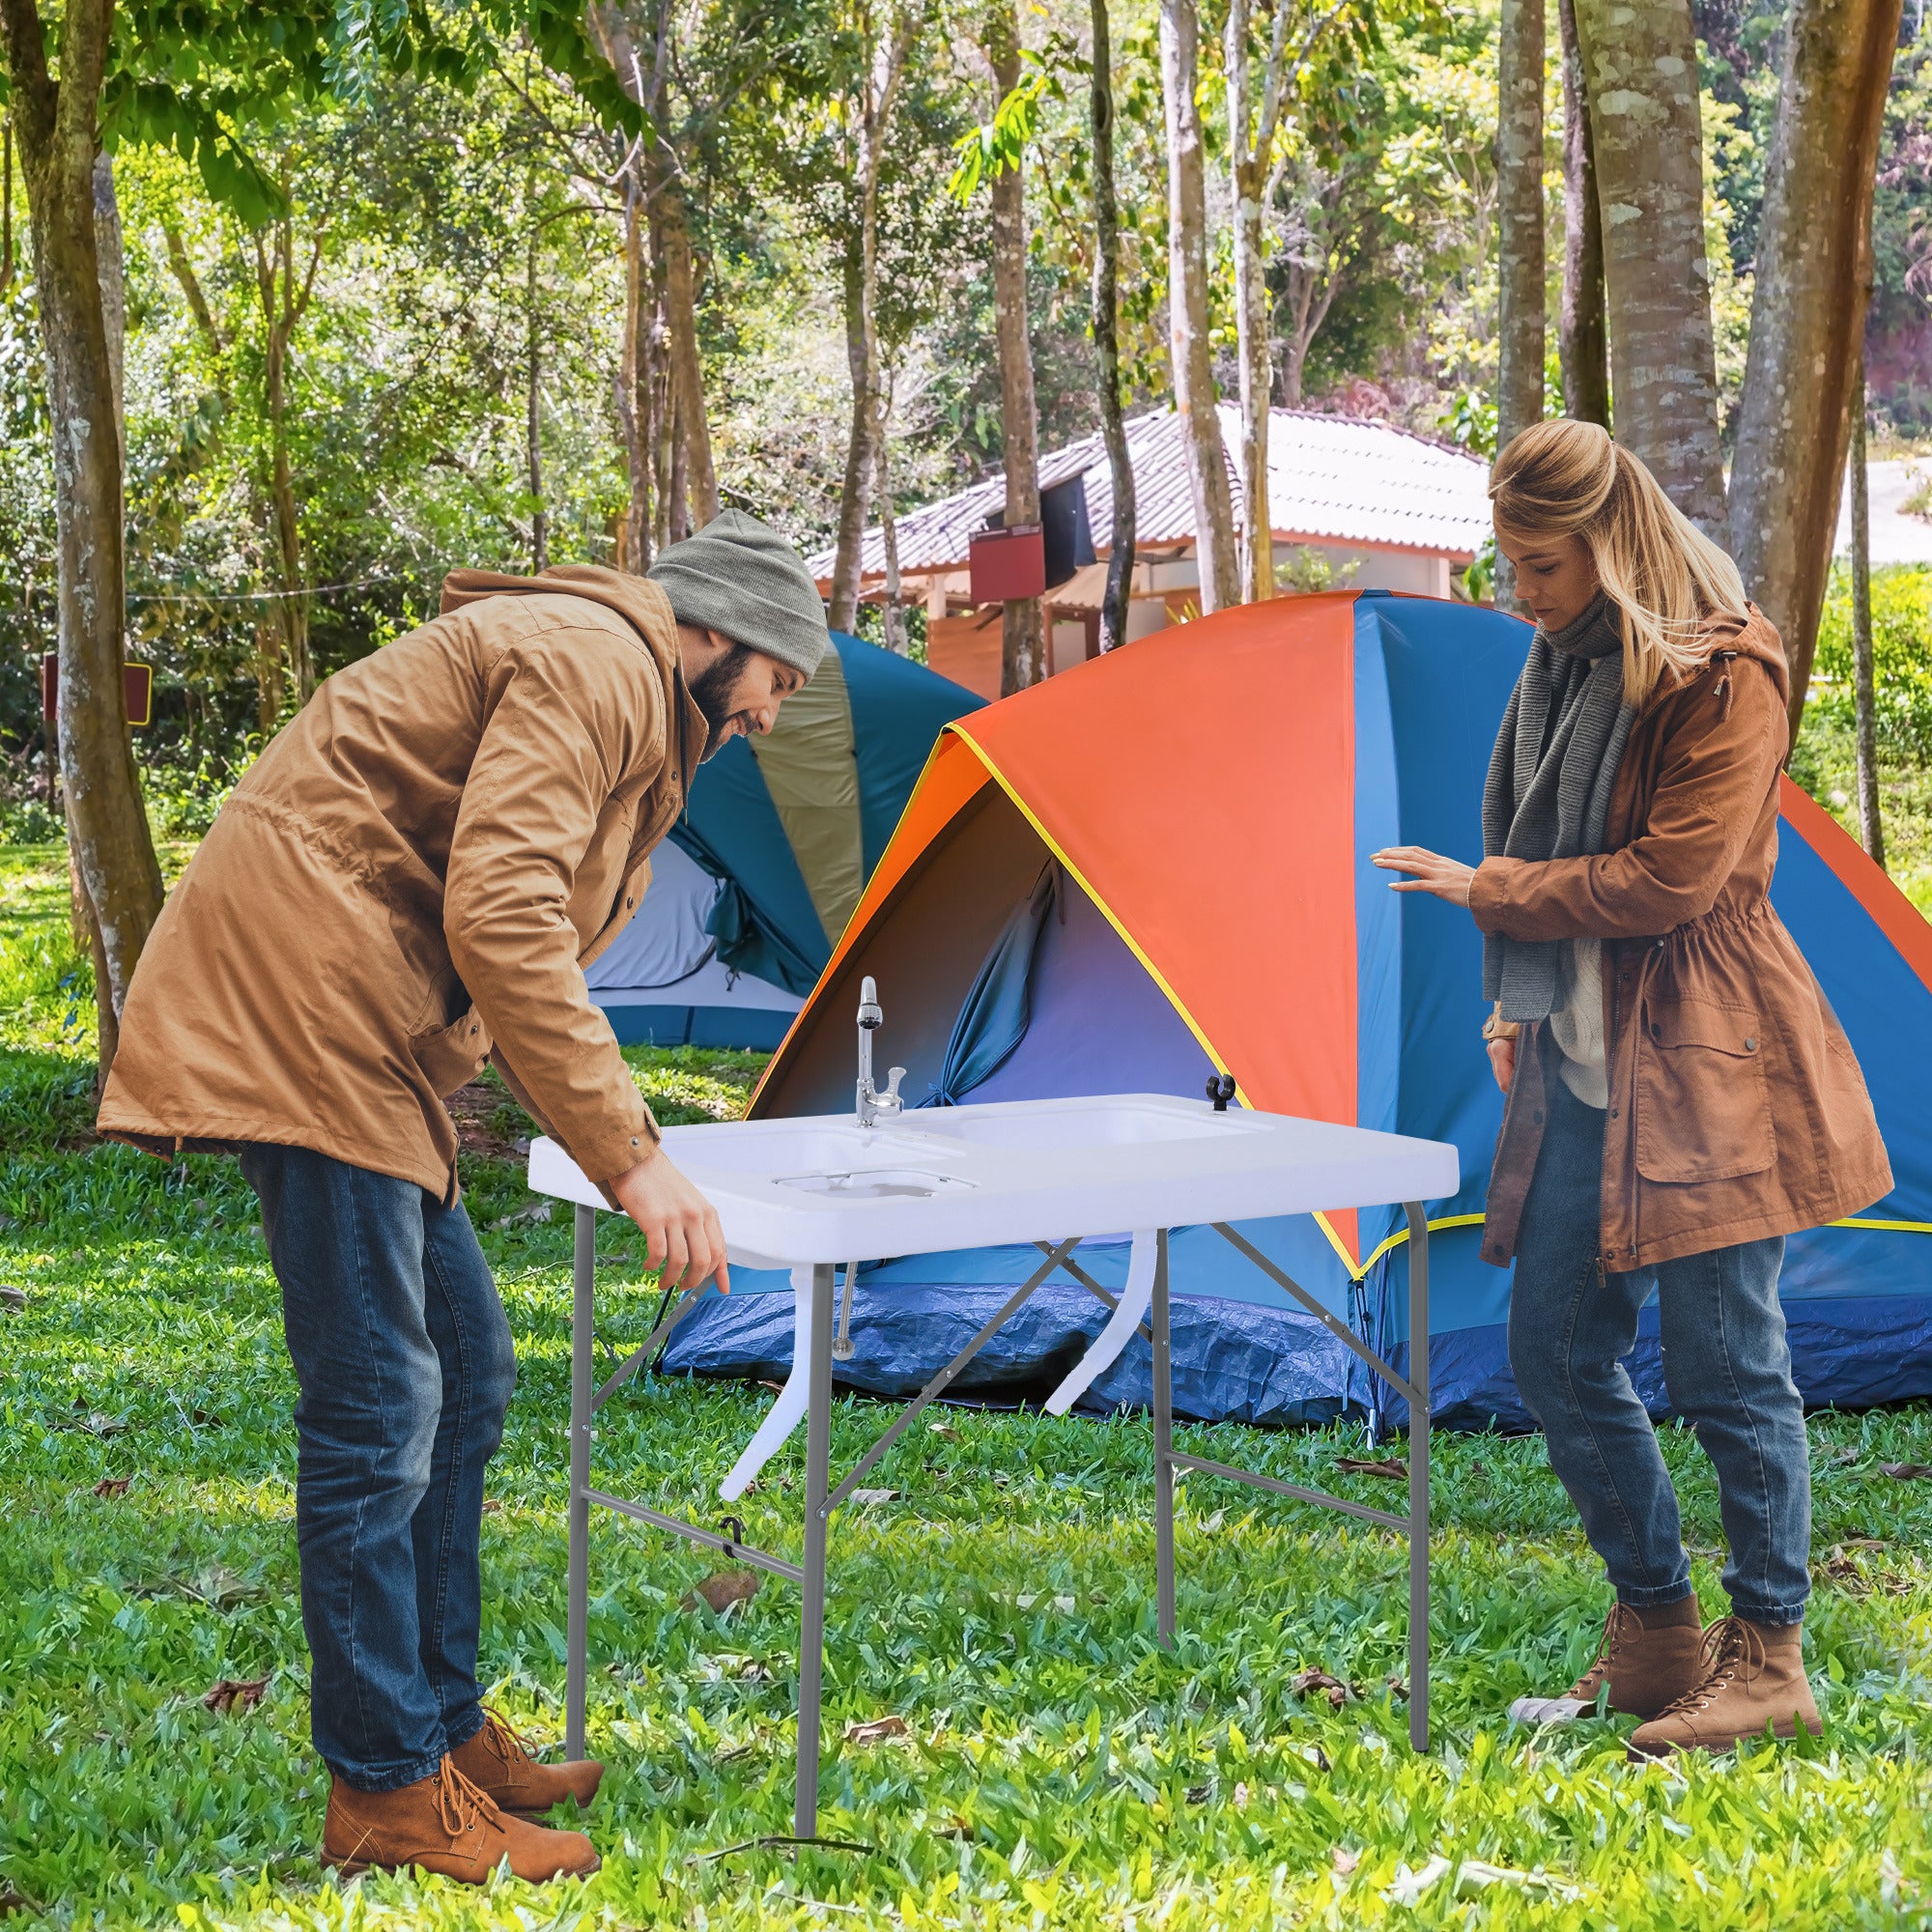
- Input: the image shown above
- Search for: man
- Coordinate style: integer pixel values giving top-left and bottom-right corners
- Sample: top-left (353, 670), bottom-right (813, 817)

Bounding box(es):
top-left (99, 511), bottom-right (827, 1883)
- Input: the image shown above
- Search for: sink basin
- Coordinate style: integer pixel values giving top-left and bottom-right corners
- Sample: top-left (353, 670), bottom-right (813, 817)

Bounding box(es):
top-left (663, 1124), bottom-right (929, 1176)
top-left (909, 1095), bottom-right (1264, 1152)
top-left (776, 1167), bottom-right (975, 1199)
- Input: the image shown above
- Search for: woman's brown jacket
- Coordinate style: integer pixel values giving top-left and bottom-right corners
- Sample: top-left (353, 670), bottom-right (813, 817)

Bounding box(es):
top-left (1470, 606), bottom-right (1890, 1271)
top-left (99, 566), bottom-right (704, 1204)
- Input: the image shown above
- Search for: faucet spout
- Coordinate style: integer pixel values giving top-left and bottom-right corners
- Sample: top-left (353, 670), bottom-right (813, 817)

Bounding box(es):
top-left (856, 976), bottom-right (902, 1125)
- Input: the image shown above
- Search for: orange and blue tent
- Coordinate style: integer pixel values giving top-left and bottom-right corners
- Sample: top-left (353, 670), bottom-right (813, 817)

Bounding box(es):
top-left (664, 591), bottom-right (1932, 1428)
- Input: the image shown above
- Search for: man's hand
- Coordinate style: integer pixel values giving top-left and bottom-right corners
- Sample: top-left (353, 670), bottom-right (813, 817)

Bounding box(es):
top-left (1488, 1036), bottom-right (1516, 1094)
top-left (1370, 846), bottom-right (1477, 905)
top-left (608, 1148), bottom-right (730, 1295)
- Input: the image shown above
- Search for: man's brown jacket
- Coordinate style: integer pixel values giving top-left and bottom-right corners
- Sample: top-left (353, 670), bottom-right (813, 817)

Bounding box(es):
top-left (99, 566), bottom-right (704, 1202)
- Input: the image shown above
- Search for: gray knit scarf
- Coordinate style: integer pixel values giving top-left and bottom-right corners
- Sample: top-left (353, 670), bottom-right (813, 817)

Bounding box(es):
top-left (1481, 593), bottom-right (1635, 1022)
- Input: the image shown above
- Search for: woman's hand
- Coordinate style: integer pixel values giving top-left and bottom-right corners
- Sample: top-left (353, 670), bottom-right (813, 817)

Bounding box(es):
top-left (1488, 1036), bottom-right (1516, 1094)
top-left (1371, 846), bottom-right (1477, 905)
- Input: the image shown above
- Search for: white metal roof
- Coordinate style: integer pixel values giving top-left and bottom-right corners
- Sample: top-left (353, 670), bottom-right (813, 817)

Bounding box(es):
top-left (807, 405), bottom-right (1492, 584)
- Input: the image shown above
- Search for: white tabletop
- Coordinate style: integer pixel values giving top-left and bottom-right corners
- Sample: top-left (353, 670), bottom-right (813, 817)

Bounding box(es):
top-left (527, 1093), bottom-right (1459, 1266)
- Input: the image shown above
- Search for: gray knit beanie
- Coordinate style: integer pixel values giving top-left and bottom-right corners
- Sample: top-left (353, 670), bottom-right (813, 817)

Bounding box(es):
top-left (647, 509), bottom-right (830, 681)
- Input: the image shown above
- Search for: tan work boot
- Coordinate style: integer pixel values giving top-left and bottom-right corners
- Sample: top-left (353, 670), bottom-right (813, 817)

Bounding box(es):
top-left (1628, 1616), bottom-right (1822, 1759)
top-left (322, 1756), bottom-right (600, 1883)
top-left (451, 1709), bottom-right (604, 1816)
top-left (1509, 1600), bottom-right (1705, 1725)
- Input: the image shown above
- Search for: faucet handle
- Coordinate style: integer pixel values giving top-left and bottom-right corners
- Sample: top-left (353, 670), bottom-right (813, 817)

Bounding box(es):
top-left (882, 1066), bottom-right (906, 1106)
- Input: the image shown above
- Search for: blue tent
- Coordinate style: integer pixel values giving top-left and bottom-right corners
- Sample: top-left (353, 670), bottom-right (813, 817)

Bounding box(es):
top-left (588, 631), bottom-right (983, 1049)
top-left (665, 593), bottom-right (1932, 1428)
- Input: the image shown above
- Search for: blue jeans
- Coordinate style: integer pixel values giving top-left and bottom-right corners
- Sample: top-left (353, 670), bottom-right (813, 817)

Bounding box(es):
top-left (241, 1145), bottom-right (517, 1790)
top-left (1507, 1079), bottom-right (1810, 1625)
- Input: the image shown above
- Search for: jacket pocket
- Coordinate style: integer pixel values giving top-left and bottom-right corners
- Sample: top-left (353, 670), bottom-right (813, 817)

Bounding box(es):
top-left (410, 1008), bottom-right (489, 1097)
top-left (1634, 997), bottom-right (1775, 1183)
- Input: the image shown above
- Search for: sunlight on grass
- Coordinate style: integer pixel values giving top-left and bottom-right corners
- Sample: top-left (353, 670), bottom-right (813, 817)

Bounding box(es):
top-left (4, 845), bottom-right (1931, 1929)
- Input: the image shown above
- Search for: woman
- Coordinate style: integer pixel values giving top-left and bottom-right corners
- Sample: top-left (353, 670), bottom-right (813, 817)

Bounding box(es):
top-left (1375, 419), bottom-right (1889, 1757)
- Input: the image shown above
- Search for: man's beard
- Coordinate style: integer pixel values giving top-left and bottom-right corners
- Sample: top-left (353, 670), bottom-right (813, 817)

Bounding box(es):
top-left (690, 641), bottom-right (756, 761)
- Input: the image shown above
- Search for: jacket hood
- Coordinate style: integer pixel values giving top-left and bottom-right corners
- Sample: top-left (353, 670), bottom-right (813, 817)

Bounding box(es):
top-left (1710, 602), bottom-right (1789, 708)
top-left (440, 564), bottom-right (682, 674)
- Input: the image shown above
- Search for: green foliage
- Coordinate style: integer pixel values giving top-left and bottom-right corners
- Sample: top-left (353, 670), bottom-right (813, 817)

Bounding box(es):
top-left (3, 847), bottom-right (1932, 1926)
top-left (1810, 563), bottom-right (1932, 765)
top-left (947, 41), bottom-right (1081, 206)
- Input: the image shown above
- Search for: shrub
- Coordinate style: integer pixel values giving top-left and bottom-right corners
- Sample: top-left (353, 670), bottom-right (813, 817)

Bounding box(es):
top-left (1809, 563), bottom-right (1932, 763)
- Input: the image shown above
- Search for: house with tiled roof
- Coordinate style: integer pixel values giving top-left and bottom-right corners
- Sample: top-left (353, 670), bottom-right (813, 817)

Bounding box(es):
top-left (809, 405), bottom-right (1492, 698)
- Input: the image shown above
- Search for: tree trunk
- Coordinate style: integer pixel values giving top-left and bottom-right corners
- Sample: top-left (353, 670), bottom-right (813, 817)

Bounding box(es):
top-left (256, 219), bottom-right (312, 709)
top-left (91, 151), bottom-right (124, 431)
top-left (1572, 0), bottom-right (1729, 540)
top-left (1495, 0), bottom-right (1547, 612)
top-left (615, 175), bottom-right (652, 572)
top-left (988, 13), bottom-right (1044, 692)
top-left (1226, 0), bottom-right (1275, 605)
top-left (1556, 0), bottom-right (1609, 425)
top-left (1160, 0), bottom-right (1239, 613)
top-left (1, 0), bottom-right (165, 1074)
top-left (526, 213), bottom-right (548, 575)
top-left (828, 242), bottom-right (876, 634)
top-left (655, 173), bottom-right (719, 530)
top-left (1848, 354), bottom-right (1885, 868)
top-left (875, 382), bottom-right (908, 654)
top-left (1725, 0), bottom-right (1900, 739)
top-left (1091, 0), bottom-right (1137, 652)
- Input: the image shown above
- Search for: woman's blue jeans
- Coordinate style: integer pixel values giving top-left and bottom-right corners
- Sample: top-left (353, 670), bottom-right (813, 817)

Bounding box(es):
top-left (1507, 1080), bottom-right (1811, 1625)
top-left (241, 1144), bottom-right (517, 1790)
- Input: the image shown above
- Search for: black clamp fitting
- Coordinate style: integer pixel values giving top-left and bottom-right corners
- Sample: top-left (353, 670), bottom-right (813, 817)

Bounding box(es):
top-left (1206, 1073), bottom-right (1237, 1113)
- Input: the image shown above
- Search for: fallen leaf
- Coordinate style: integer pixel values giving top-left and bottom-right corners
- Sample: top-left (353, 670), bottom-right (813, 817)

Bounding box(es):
top-left (684, 1571), bottom-right (760, 1614)
top-left (1291, 1668), bottom-right (1350, 1709)
top-left (936, 1816), bottom-right (975, 1840)
top-left (1331, 1846), bottom-right (1360, 1877)
top-left (0, 1286), bottom-right (27, 1311)
top-left (190, 1408), bottom-right (222, 1427)
top-left (480, 1499), bottom-right (503, 1515)
top-left (1196, 1509), bottom-right (1226, 1534)
top-left (1298, 1743), bottom-right (1333, 1772)
top-left (203, 1675), bottom-right (270, 1715)
top-left (0, 1886), bottom-right (39, 1917)
top-left (1185, 1782), bottom-right (1210, 1804)
top-left (179, 1564), bottom-right (258, 1608)
top-left (757, 1380), bottom-right (787, 1394)
top-left (849, 1487), bottom-right (898, 1506)
top-left (927, 1422), bottom-right (959, 1441)
top-left (1880, 1462), bottom-right (1932, 1480)
top-left (844, 1715), bottom-right (909, 1746)
top-left (1385, 1674), bottom-right (1409, 1700)
top-left (488, 1202), bottom-right (552, 1230)
top-left (92, 1476), bottom-right (131, 1498)
top-left (66, 1407), bottom-right (128, 1437)
top-left (1336, 1457), bottom-right (1408, 1479)
top-left (1830, 1448), bottom-right (1861, 1466)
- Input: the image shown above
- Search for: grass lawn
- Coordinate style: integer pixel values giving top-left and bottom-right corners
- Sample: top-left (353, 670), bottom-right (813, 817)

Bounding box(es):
top-left (4, 844), bottom-right (1932, 1930)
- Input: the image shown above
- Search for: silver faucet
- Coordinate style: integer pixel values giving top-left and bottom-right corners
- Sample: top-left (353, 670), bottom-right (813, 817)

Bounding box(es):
top-left (856, 975), bottom-right (905, 1126)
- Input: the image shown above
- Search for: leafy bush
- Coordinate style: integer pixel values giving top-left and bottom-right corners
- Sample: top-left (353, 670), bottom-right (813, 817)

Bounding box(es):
top-left (0, 797), bottom-right (63, 844)
top-left (1809, 563), bottom-right (1932, 763)
top-left (142, 753), bottom-right (239, 841)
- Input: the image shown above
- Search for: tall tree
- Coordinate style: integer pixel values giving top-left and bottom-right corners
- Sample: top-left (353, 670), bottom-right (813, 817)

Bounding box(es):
top-left (1847, 351), bottom-right (1885, 868)
top-left (1160, 0), bottom-right (1239, 612)
top-left (822, 3), bottom-right (916, 636)
top-left (1725, 0), bottom-right (1901, 738)
top-left (984, 0), bottom-right (1043, 691)
top-left (1090, 0), bottom-right (1136, 653)
top-left (1494, 0), bottom-right (1546, 610)
top-left (1572, 0), bottom-right (1728, 539)
top-left (0, 0), bottom-right (163, 1069)
top-left (1556, 0), bottom-right (1608, 425)
top-left (584, 3), bottom-right (728, 535)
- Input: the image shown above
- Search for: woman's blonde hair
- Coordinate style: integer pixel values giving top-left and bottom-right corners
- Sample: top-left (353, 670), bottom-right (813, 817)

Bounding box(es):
top-left (1490, 418), bottom-right (1750, 705)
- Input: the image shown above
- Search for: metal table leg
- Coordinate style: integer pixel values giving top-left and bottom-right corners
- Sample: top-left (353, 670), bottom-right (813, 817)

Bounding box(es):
top-left (566, 1204), bottom-right (595, 1760)
top-left (1406, 1203), bottom-right (1430, 1751)
top-left (794, 1262), bottom-right (837, 1838)
top-left (1152, 1229), bottom-right (1175, 1646)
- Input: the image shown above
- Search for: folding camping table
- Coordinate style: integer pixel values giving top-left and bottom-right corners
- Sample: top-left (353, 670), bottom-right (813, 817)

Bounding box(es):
top-left (526, 1094), bottom-right (1459, 1837)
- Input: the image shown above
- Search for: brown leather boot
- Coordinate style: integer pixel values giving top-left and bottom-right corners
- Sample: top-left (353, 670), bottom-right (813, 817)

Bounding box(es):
top-left (450, 1710), bottom-right (604, 1815)
top-left (1628, 1616), bottom-right (1822, 1759)
top-left (1509, 1601), bottom-right (1706, 1725)
top-left (322, 1757), bottom-right (600, 1882)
